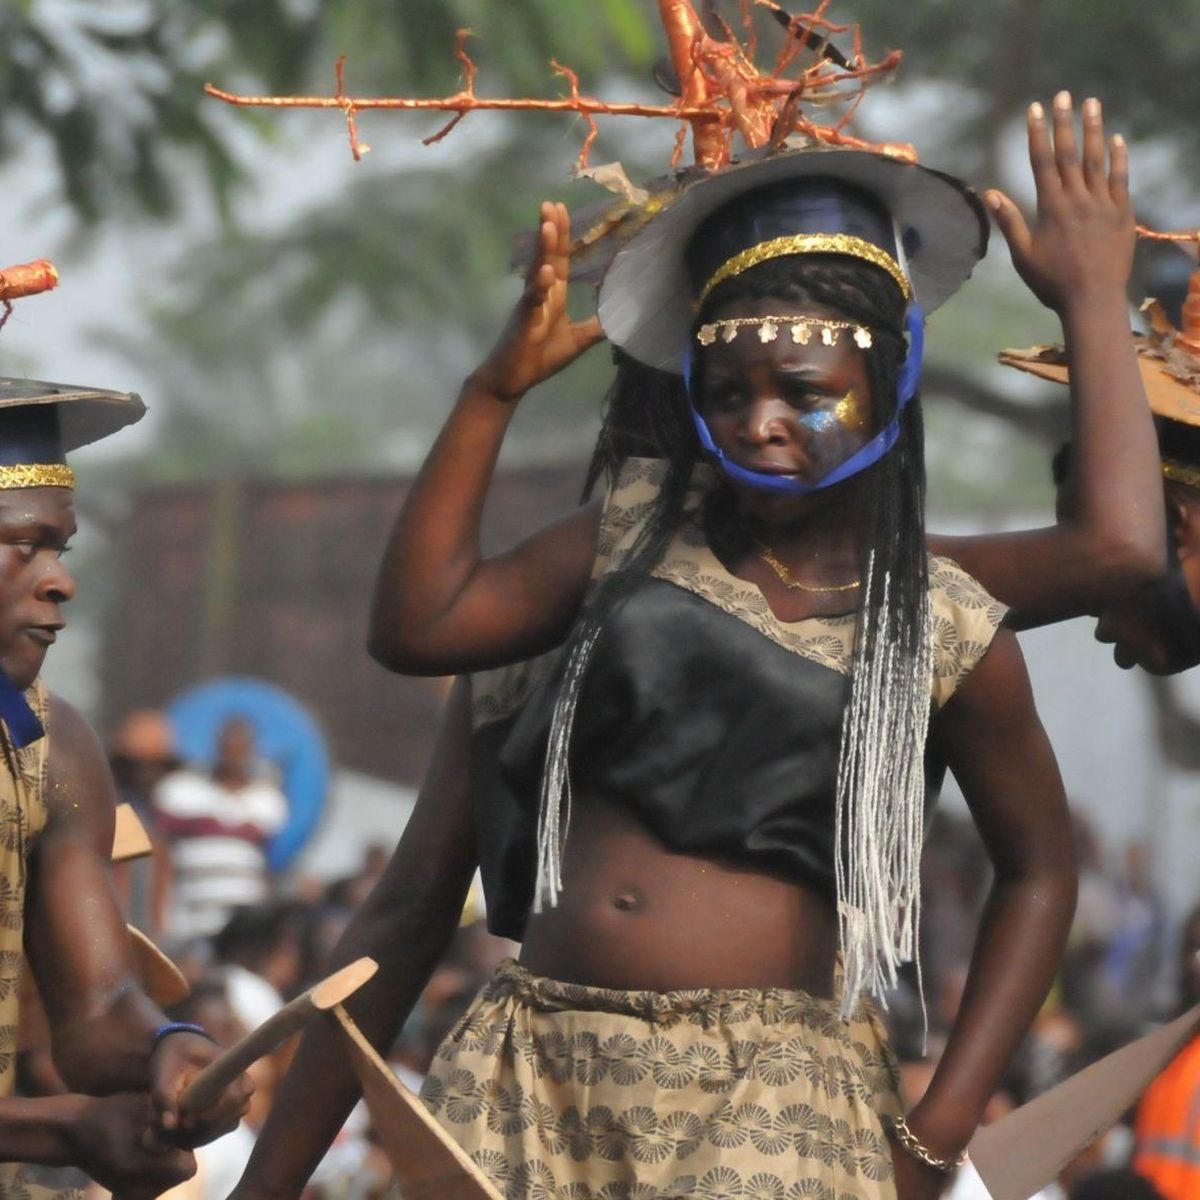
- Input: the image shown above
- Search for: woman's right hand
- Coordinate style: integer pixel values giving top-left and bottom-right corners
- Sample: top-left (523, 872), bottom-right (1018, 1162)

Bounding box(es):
top-left (470, 200), bottom-right (605, 402)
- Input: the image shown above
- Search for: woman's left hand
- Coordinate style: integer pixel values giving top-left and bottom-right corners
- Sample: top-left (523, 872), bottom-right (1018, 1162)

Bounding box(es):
top-left (987, 91), bottom-right (1133, 315)
top-left (889, 1136), bottom-right (952, 1200)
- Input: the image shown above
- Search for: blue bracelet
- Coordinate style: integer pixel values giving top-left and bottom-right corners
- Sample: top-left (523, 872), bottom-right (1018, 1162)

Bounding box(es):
top-left (151, 1021), bottom-right (216, 1050)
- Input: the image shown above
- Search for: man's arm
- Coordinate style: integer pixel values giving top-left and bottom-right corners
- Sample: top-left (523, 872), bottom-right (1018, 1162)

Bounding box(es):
top-left (231, 676), bottom-right (479, 1200)
top-left (0, 1093), bottom-right (196, 1197)
top-left (24, 694), bottom-right (250, 1138)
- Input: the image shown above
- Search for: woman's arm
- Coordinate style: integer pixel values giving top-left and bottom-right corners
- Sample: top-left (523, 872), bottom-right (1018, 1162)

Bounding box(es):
top-left (369, 201), bottom-right (605, 676)
top-left (228, 676), bottom-right (479, 1200)
top-left (929, 93), bottom-right (1165, 629)
top-left (893, 630), bottom-right (1077, 1199)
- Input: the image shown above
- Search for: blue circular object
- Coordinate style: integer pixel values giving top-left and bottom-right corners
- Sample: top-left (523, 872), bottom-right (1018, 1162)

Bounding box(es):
top-left (166, 677), bottom-right (329, 871)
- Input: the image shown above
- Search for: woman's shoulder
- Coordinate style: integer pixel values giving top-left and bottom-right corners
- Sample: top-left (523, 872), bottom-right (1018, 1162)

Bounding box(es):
top-left (595, 456), bottom-right (712, 576)
top-left (927, 554), bottom-right (1011, 709)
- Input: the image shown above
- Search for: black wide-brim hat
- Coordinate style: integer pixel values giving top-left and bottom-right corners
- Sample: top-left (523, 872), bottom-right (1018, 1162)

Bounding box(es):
top-left (598, 145), bottom-right (990, 374)
top-left (0, 377), bottom-right (145, 452)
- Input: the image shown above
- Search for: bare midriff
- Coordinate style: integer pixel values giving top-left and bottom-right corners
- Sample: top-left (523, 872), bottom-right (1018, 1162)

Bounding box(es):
top-left (518, 794), bottom-right (838, 997)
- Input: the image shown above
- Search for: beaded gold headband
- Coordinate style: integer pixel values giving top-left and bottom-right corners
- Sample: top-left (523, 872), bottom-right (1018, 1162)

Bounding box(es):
top-left (0, 465), bottom-right (74, 490)
top-left (696, 315), bottom-right (874, 349)
top-left (697, 234), bottom-right (912, 309)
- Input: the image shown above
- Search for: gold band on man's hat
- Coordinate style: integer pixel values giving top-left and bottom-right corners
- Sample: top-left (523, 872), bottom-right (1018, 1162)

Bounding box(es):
top-left (0, 464), bottom-right (74, 490)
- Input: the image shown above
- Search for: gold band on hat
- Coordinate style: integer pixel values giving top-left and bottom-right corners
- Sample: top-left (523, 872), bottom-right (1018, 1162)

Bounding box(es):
top-left (0, 464), bottom-right (74, 490)
top-left (698, 234), bottom-right (912, 308)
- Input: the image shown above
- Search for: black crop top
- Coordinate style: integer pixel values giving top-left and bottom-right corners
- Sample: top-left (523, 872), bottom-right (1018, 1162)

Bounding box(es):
top-left (470, 458), bottom-right (1007, 940)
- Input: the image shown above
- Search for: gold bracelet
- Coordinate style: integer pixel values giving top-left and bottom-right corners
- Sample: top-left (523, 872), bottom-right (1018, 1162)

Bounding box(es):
top-left (887, 1114), bottom-right (967, 1175)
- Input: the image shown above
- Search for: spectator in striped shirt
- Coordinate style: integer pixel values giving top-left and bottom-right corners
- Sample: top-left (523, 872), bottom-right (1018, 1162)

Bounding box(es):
top-left (155, 717), bottom-right (288, 943)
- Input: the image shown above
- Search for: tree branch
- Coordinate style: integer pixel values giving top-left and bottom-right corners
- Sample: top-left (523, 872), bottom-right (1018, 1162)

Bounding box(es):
top-left (923, 362), bottom-right (1068, 445)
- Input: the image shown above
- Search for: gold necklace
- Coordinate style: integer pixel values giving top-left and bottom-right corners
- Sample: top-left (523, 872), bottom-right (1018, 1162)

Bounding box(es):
top-left (755, 543), bottom-right (861, 593)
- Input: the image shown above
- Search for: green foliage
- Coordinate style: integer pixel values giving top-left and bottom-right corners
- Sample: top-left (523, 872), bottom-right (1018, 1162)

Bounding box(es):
top-left (101, 129), bottom-right (633, 480)
top-left (844, 0), bottom-right (1200, 173)
top-left (0, 1), bottom-right (319, 221)
top-left (0, 1), bottom-right (657, 223)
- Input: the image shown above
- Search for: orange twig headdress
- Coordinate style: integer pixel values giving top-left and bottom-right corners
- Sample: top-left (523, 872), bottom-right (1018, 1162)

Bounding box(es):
top-left (204, 1), bottom-right (911, 171)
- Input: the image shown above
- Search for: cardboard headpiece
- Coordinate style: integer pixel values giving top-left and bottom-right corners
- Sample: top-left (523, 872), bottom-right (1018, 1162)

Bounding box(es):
top-left (0, 379), bottom-right (145, 490)
top-left (598, 144), bottom-right (989, 375)
top-left (0, 259), bottom-right (145, 488)
top-left (1000, 241), bottom-right (1200, 488)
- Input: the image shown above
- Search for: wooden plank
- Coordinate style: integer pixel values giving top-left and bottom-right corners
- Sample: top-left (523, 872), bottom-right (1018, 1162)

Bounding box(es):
top-left (333, 1003), bottom-right (503, 1200)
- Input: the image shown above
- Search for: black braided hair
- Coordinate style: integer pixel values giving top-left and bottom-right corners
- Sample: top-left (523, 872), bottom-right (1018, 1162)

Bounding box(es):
top-left (580, 349), bottom-right (694, 501)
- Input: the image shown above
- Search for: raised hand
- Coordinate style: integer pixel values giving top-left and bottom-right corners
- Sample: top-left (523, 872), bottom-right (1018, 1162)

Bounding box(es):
top-left (471, 200), bottom-right (605, 401)
top-left (987, 92), bottom-right (1133, 314)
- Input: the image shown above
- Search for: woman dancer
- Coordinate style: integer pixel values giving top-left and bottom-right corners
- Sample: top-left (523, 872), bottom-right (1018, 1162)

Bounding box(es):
top-left (232, 96), bottom-right (1157, 1200)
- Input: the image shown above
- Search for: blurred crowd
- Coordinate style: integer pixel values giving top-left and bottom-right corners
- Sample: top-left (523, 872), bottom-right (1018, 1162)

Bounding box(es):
top-left (101, 705), bottom-right (518, 1199)
top-left (96, 706), bottom-right (1188, 1200)
top-left (893, 808), bottom-right (1180, 1200)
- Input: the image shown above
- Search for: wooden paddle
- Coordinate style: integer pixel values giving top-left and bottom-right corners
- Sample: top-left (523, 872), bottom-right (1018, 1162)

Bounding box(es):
top-left (970, 1000), bottom-right (1200, 1200)
top-left (113, 802), bottom-right (153, 862)
top-left (129, 925), bottom-right (189, 1007)
top-left (333, 1003), bottom-right (503, 1200)
top-left (178, 956), bottom-right (378, 1113)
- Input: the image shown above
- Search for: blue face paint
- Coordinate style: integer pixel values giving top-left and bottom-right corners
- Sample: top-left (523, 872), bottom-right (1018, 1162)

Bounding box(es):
top-left (797, 409), bottom-right (839, 434)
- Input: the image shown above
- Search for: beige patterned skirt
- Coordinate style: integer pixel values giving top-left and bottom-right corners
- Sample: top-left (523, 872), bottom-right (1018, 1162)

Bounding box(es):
top-left (420, 960), bottom-right (902, 1200)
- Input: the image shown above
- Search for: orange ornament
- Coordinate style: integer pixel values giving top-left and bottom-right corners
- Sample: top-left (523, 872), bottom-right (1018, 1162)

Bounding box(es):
top-left (0, 260), bottom-right (59, 301)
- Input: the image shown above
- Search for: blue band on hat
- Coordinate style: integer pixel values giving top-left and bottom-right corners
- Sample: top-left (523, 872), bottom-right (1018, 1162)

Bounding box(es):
top-left (685, 179), bottom-right (901, 299)
top-left (0, 406), bottom-right (66, 468)
top-left (685, 303), bottom-right (924, 496)
top-left (0, 667), bottom-right (43, 748)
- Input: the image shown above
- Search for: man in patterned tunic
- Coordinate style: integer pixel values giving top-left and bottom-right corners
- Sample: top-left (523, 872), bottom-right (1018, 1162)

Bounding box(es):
top-left (0, 378), bottom-right (251, 1199)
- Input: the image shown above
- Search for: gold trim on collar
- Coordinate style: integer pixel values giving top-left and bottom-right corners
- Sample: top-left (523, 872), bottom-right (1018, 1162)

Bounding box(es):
top-left (698, 234), bottom-right (912, 308)
top-left (0, 464), bottom-right (74, 490)
top-left (1164, 459), bottom-right (1200, 490)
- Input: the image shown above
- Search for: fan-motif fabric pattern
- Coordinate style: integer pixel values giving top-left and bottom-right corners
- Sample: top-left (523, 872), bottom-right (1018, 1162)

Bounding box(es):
top-left (0, 683), bottom-right (83, 1199)
top-left (422, 961), bottom-right (902, 1199)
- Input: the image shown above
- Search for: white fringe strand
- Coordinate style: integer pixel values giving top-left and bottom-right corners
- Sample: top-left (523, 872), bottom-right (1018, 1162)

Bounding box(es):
top-left (533, 626), bottom-right (602, 912)
top-left (834, 552), bottom-right (933, 1019)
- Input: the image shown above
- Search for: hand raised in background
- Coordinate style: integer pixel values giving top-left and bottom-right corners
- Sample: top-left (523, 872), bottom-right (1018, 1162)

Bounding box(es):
top-left (988, 91), bottom-right (1133, 315)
